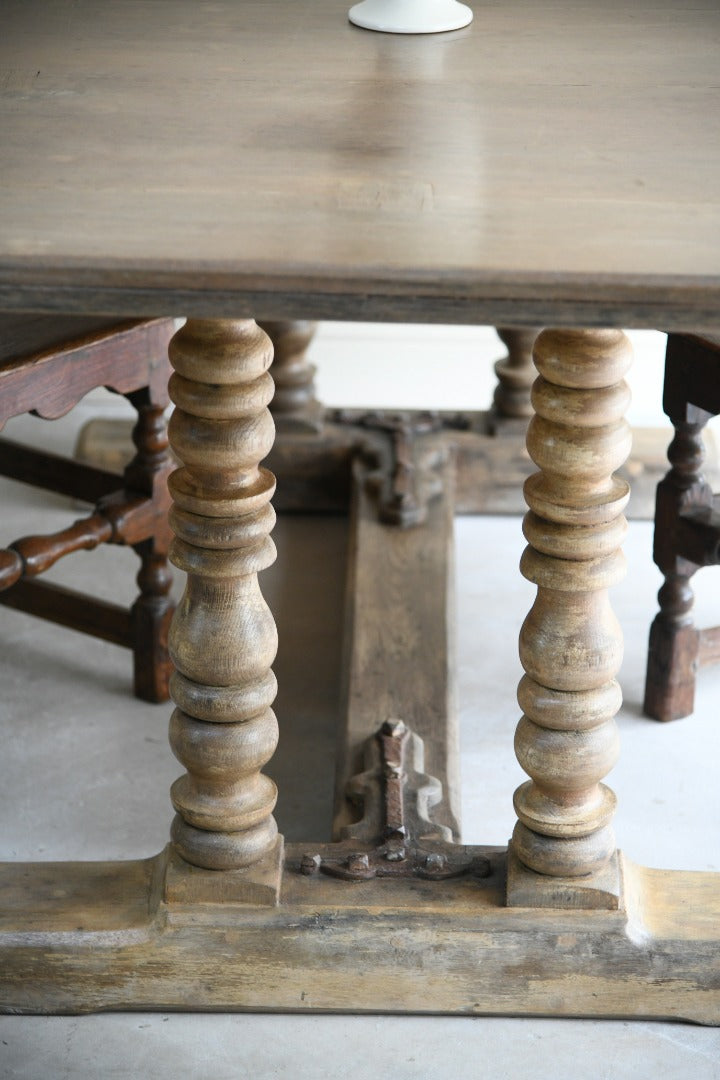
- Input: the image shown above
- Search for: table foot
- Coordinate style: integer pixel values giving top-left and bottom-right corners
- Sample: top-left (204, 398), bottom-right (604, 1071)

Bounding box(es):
top-left (163, 839), bottom-right (284, 906)
top-left (506, 847), bottom-right (621, 910)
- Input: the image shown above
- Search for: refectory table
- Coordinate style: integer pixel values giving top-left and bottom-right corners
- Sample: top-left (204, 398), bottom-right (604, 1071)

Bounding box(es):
top-left (1, 0), bottom-right (719, 1021)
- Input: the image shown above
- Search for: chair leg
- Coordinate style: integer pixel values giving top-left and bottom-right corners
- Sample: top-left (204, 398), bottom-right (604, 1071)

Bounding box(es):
top-left (644, 353), bottom-right (716, 721)
top-left (644, 569), bottom-right (701, 722)
top-left (131, 538), bottom-right (174, 703)
top-left (124, 388), bottom-right (174, 703)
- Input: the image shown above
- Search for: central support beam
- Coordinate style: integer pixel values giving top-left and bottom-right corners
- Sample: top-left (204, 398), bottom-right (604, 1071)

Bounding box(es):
top-left (333, 450), bottom-right (461, 841)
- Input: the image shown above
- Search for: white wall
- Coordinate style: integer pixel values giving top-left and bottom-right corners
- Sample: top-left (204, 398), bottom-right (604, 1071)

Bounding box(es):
top-left (311, 323), bottom-right (670, 428)
top-left (57, 323), bottom-right (675, 432)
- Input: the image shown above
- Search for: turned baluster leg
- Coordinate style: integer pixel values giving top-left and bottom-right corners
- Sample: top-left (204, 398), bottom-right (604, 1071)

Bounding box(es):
top-left (508, 329), bottom-right (633, 907)
top-left (125, 389), bottom-right (175, 703)
top-left (492, 327), bottom-right (540, 422)
top-left (260, 320), bottom-right (322, 433)
top-left (165, 319), bottom-right (280, 875)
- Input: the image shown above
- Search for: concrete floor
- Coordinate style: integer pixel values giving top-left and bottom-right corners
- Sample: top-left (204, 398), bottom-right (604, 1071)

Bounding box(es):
top-left (2, 328), bottom-right (720, 1078)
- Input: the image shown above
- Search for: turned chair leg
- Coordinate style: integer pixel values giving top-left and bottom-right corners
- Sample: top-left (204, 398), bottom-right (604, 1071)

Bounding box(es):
top-left (644, 334), bottom-right (720, 721)
top-left (124, 388), bottom-right (175, 703)
top-left (131, 539), bottom-right (174, 702)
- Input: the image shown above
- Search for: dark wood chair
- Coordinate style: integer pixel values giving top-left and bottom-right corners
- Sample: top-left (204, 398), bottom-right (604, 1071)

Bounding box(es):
top-left (0, 316), bottom-right (176, 702)
top-left (644, 333), bottom-right (720, 721)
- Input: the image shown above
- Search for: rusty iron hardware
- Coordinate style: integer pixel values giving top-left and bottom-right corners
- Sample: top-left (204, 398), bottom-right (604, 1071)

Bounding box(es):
top-left (330, 407), bottom-right (513, 527)
top-left (331, 407), bottom-right (477, 436)
top-left (300, 719), bottom-right (492, 882)
top-left (331, 409), bottom-right (448, 527)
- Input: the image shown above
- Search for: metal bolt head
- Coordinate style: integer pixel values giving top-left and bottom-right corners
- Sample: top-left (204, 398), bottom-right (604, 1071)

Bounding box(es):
top-left (384, 847), bottom-right (407, 862)
top-left (300, 853), bottom-right (322, 876)
top-left (471, 856), bottom-right (492, 879)
top-left (424, 853), bottom-right (448, 872)
top-left (382, 719), bottom-right (407, 738)
top-left (347, 853), bottom-right (370, 872)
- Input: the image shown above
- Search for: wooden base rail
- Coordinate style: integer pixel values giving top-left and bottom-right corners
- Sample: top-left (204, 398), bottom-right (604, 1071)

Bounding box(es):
top-left (1, 848), bottom-right (718, 1023)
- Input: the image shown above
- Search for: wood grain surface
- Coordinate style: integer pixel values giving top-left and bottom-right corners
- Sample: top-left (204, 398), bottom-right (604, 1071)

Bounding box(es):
top-left (2, 848), bottom-right (719, 1022)
top-left (1, 0), bottom-right (719, 327)
top-left (333, 454), bottom-right (461, 841)
top-left (166, 319), bottom-right (281, 873)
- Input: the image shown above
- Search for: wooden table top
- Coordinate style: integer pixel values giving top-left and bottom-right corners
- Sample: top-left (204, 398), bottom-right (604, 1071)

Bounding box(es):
top-left (1, 0), bottom-right (719, 328)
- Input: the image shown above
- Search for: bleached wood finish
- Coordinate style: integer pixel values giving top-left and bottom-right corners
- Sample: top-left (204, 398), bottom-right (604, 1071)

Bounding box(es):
top-left (166, 319), bottom-right (281, 873)
top-left (1, 848), bottom-right (719, 1023)
top-left (510, 329), bottom-right (632, 898)
top-left (0, 1), bottom-right (719, 330)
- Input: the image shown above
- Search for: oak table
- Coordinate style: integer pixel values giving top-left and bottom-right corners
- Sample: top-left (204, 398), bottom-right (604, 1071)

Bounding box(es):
top-left (1, 0), bottom-right (719, 1022)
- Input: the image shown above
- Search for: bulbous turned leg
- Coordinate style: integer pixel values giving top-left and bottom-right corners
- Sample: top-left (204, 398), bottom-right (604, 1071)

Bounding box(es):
top-left (260, 320), bottom-right (322, 433)
top-left (507, 328), bottom-right (633, 909)
top-left (164, 319), bottom-right (282, 892)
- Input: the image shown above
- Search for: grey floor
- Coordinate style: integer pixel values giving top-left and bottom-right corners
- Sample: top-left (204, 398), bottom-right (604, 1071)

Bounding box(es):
top-left (2, 378), bottom-right (720, 1077)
